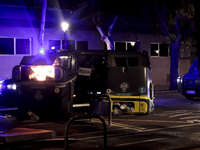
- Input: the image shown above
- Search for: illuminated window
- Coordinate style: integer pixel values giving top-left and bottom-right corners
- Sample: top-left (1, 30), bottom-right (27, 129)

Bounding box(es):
top-left (151, 43), bottom-right (170, 57)
top-left (0, 37), bottom-right (31, 55)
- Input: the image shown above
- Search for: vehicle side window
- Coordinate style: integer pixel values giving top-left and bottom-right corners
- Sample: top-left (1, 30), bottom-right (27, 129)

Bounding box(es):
top-left (128, 57), bottom-right (138, 67)
top-left (114, 57), bottom-right (127, 67)
top-left (59, 56), bottom-right (70, 68)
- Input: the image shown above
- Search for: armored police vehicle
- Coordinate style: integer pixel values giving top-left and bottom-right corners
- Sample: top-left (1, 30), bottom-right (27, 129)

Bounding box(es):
top-left (0, 49), bottom-right (154, 120)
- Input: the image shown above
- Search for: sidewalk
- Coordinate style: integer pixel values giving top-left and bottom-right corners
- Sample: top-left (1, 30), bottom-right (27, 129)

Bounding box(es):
top-left (154, 85), bottom-right (178, 93)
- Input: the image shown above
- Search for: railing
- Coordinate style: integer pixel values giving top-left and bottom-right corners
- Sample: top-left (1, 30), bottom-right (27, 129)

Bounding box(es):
top-left (64, 114), bottom-right (107, 150)
top-left (91, 94), bottom-right (112, 125)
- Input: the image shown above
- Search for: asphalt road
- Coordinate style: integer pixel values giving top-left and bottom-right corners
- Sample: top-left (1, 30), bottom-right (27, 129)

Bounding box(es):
top-left (2, 92), bottom-right (200, 150)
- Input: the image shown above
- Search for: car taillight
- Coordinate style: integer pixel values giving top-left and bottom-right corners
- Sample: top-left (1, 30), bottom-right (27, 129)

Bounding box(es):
top-left (55, 67), bottom-right (63, 80)
top-left (12, 66), bottom-right (21, 80)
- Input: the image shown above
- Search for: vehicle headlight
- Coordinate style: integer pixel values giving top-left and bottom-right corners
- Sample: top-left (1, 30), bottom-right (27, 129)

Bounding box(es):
top-left (177, 77), bottom-right (181, 84)
top-left (7, 84), bottom-right (17, 90)
top-left (12, 66), bottom-right (21, 80)
top-left (29, 65), bottom-right (55, 81)
top-left (13, 65), bottom-right (64, 81)
top-left (19, 65), bottom-right (63, 81)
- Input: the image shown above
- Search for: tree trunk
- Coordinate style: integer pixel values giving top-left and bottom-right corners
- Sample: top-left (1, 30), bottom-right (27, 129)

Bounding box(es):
top-left (39, 0), bottom-right (47, 50)
top-left (193, 1), bottom-right (200, 78)
top-left (96, 26), bottom-right (114, 50)
top-left (95, 15), bottom-right (118, 50)
top-left (169, 40), bottom-right (180, 90)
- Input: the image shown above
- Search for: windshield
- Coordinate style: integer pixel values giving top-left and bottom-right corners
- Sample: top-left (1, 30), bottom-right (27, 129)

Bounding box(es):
top-left (189, 58), bottom-right (198, 71)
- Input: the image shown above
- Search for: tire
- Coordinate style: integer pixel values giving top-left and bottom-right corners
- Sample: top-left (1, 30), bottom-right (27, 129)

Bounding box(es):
top-left (185, 95), bottom-right (194, 100)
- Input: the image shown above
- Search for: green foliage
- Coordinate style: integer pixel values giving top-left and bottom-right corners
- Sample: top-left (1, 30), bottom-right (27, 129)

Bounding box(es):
top-left (151, 0), bottom-right (195, 47)
top-left (176, 0), bottom-right (194, 19)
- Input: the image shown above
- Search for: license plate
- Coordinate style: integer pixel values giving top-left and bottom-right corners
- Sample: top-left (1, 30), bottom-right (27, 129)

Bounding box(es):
top-left (186, 90), bottom-right (196, 94)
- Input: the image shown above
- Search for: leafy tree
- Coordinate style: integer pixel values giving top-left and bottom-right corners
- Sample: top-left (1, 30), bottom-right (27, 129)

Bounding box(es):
top-left (150, 0), bottom-right (195, 90)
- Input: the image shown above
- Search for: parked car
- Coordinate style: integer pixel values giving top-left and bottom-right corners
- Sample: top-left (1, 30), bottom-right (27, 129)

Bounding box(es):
top-left (181, 58), bottom-right (199, 99)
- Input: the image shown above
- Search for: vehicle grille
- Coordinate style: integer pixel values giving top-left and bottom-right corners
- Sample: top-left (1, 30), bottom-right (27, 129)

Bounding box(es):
top-left (183, 79), bottom-right (196, 88)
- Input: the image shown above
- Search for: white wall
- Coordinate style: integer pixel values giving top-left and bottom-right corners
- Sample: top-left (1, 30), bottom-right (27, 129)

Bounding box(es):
top-left (0, 26), bottom-right (105, 80)
top-left (43, 28), bottom-right (104, 50)
top-left (0, 24), bottom-right (191, 85)
top-left (0, 26), bottom-right (39, 80)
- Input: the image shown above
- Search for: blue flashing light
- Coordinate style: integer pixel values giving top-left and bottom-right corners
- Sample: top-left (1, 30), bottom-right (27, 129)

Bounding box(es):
top-left (39, 49), bottom-right (45, 55)
top-left (51, 46), bottom-right (55, 50)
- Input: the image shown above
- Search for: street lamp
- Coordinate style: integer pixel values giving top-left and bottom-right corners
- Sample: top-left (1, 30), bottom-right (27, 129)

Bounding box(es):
top-left (61, 21), bottom-right (69, 50)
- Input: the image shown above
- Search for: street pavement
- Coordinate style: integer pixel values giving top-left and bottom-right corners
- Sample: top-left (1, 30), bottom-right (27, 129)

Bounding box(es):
top-left (2, 87), bottom-right (198, 150)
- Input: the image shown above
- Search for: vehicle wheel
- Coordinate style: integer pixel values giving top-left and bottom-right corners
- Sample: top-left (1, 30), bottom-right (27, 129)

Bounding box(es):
top-left (185, 96), bottom-right (194, 100)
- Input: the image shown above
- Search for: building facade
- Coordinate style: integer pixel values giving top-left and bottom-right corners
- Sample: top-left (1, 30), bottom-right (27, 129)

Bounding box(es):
top-left (0, 1), bottom-right (193, 86)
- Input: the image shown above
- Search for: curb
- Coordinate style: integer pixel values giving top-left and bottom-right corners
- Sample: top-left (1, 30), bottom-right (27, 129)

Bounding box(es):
top-left (154, 90), bottom-right (178, 94)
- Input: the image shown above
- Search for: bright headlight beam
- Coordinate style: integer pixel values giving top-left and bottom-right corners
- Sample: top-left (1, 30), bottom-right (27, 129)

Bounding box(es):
top-left (7, 84), bottom-right (17, 90)
top-left (29, 66), bottom-right (55, 81)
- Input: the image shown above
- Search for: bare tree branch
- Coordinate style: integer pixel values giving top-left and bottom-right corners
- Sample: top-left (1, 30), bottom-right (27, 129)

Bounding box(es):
top-left (95, 15), bottom-right (119, 50)
top-left (39, 0), bottom-right (47, 50)
top-left (96, 26), bottom-right (106, 39)
top-left (108, 15), bottom-right (119, 36)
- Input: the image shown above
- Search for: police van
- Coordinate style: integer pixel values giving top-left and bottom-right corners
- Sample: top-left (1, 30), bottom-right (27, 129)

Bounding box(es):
top-left (74, 50), bottom-right (154, 115)
top-left (0, 49), bottom-right (154, 119)
top-left (181, 58), bottom-right (200, 99)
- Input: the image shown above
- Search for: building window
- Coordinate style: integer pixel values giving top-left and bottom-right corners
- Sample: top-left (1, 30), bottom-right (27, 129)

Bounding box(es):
top-left (151, 43), bottom-right (170, 57)
top-left (0, 37), bottom-right (31, 55)
top-left (114, 41), bottom-right (136, 50)
top-left (77, 41), bottom-right (88, 51)
top-left (16, 39), bottom-right (30, 54)
top-left (49, 40), bottom-right (75, 51)
top-left (0, 38), bottom-right (14, 54)
top-left (127, 43), bottom-right (137, 51)
top-left (62, 40), bottom-right (75, 51)
top-left (49, 40), bottom-right (61, 50)
top-left (115, 42), bottom-right (126, 50)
